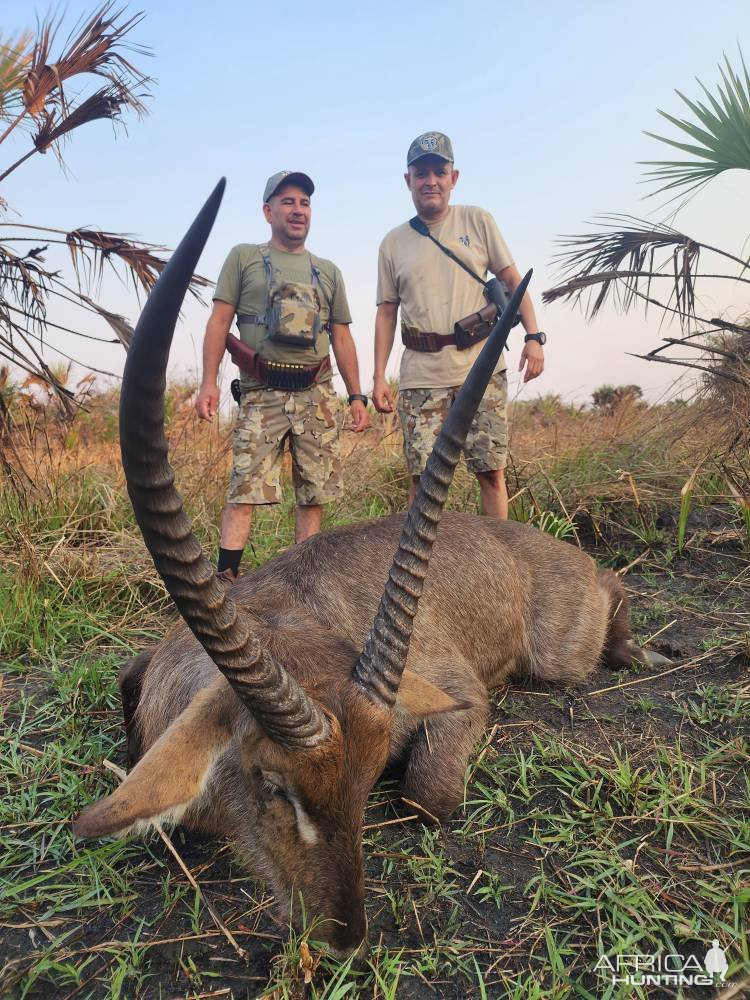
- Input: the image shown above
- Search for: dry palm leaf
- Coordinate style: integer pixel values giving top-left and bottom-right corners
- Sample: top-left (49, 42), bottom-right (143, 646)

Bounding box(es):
top-left (22, 3), bottom-right (150, 118)
top-left (78, 294), bottom-right (134, 348)
top-left (0, 221), bottom-right (211, 399)
top-left (0, 243), bottom-right (50, 325)
top-left (33, 85), bottom-right (128, 152)
top-left (1, 4), bottom-right (151, 178)
top-left (66, 228), bottom-right (211, 301)
top-left (543, 215), bottom-right (749, 329)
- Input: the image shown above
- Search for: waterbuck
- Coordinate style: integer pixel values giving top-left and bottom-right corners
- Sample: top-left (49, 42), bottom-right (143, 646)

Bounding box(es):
top-left (73, 181), bottom-right (662, 959)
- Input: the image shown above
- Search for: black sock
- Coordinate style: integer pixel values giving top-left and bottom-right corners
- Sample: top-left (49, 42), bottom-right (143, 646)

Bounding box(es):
top-left (217, 548), bottom-right (243, 575)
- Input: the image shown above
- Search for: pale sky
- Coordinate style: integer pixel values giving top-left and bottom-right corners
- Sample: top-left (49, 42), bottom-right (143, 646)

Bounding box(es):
top-left (3, 0), bottom-right (749, 404)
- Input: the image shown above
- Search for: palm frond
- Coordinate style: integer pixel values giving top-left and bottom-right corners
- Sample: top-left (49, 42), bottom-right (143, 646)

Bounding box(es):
top-left (543, 215), bottom-right (748, 328)
top-left (65, 227), bottom-right (211, 301)
top-left (0, 8), bottom-right (209, 396)
top-left (77, 294), bottom-right (134, 348)
top-left (0, 242), bottom-right (50, 327)
top-left (0, 221), bottom-right (210, 396)
top-left (642, 49), bottom-right (750, 199)
top-left (0, 4), bottom-right (151, 174)
top-left (544, 216), bottom-right (700, 322)
top-left (22, 3), bottom-right (151, 118)
top-left (0, 30), bottom-right (33, 122)
top-left (30, 83), bottom-right (132, 154)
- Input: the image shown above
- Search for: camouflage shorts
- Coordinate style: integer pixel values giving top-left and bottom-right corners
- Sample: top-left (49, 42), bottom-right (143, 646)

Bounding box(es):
top-left (397, 370), bottom-right (508, 477)
top-left (228, 380), bottom-right (343, 506)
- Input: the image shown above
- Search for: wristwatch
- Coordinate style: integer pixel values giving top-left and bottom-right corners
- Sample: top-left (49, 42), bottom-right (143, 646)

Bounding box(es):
top-left (524, 332), bottom-right (547, 346)
top-left (348, 393), bottom-right (368, 406)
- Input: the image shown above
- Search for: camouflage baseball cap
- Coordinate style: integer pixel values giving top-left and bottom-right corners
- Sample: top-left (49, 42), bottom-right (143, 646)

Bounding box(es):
top-left (263, 170), bottom-right (315, 203)
top-left (406, 132), bottom-right (454, 167)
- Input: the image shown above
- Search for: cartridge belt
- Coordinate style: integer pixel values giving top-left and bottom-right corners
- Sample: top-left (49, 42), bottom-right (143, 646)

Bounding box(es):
top-left (226, 332), bottom-right (331, 391)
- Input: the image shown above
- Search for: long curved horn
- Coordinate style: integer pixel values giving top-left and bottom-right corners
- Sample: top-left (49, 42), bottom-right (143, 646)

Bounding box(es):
top-left (120, 180), bottom-right (329, 749)
top-left (353, 271), bottom-right (533, 707)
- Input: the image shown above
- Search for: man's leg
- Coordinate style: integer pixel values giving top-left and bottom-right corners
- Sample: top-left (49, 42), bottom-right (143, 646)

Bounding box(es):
top-left (466, 371), bottom-right (509, 520)
top-left (221, 389), bottom-right (286, 579)
top-left (476, 468), bottom-right (508, 519)
top-left (220, 502), bottom-right (253, 548)
top-left (398, 386), bottom-right (449, 511)
top-left (408, 475), bottom-right (420, 508)
top-left (289, 381), bottom-right (343, 543)
top-left (217, 503), bottom-right (253, 579)
top-left (295, 504), bottom-right (323, 542)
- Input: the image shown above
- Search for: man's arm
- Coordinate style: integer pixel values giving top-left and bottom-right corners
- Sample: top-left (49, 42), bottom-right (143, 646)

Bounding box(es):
top-left (329, 323), bottom-right (368, 432)
top-left (496, 263), bottom-right (544, 383)
top-left (196, 300), bottom-right (236, 420)
top-left (373, 301), bottom-right (399, 412)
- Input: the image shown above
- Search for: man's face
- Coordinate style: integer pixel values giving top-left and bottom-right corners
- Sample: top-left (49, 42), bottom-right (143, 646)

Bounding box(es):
top-left (263, 184), bottom-right (311, 247)
top-left (405, 157), bottom-right (459, 219)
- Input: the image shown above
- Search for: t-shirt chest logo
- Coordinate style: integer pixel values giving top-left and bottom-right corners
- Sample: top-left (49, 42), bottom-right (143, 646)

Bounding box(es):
top-left (458, 234), bottom-right (471, 247)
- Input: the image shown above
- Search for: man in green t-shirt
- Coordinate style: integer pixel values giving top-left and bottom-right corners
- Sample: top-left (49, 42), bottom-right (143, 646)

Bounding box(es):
top-left (196, 170), bottom-right (369, 583)
top-left (373, 133), bottom-right (545, 519)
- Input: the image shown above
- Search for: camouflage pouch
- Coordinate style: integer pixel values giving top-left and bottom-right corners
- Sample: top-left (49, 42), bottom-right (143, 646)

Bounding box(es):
top-left (267, 281), bottom-right (322, 349)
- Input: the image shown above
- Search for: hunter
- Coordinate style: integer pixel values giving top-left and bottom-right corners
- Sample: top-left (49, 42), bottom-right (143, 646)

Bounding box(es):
top-left (372, 132), bottom-right (545, 517)
top-left (196, 171), bottom-right (368, 583)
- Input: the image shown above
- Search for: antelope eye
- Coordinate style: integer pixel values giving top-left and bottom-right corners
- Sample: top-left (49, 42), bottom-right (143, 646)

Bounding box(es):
top-left (258, 770), bottom-right (289, 801)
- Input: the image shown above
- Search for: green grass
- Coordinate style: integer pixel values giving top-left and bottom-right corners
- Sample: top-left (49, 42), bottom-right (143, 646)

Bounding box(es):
top-left (2, 400), bottom-right (749, 998)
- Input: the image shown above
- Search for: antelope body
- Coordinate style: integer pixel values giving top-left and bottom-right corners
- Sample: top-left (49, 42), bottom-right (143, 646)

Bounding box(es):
top-left (73, 183), bottom-right (658, 960)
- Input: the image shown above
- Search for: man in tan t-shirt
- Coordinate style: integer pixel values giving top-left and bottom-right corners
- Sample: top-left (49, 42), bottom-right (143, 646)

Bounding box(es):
top-left (373, 132), bottom-right (544, 517)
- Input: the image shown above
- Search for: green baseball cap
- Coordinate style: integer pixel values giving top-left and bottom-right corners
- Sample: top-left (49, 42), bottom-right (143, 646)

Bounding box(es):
top-left (263, 170), bottom-right (315, 203)
top-left (406, 132), bottom-right (454, 167)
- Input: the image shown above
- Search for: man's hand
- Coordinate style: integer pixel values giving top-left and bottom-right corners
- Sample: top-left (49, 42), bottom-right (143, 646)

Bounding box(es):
top-left (349, 400), bottom-right (369, 432)
top-left (373, 376), bottom-right (395, 413)
top-left (196, 382), bottom-right (220, 421)
top-left (518, 341), bottom-right (544, 383)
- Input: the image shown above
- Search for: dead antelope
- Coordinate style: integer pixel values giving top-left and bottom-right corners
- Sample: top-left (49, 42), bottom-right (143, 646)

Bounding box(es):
top-left (73, 181), bottom-right (664, 960)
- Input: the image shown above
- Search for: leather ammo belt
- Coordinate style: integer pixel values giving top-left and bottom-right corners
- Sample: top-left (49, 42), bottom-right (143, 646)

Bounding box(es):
top-left (254, 355), bottom-right (331, 391)
top-left (402, 303), bottom-right (499, 353)
top-left (226, 332), bottom-right (331, 391)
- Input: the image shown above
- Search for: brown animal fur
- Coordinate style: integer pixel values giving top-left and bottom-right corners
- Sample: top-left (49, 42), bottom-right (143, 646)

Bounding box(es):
top-left (75, 513), bottom-right (651, 955)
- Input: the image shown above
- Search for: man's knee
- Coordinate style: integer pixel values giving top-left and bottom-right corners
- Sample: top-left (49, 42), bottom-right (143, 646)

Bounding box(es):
top-left (476, 468), bottom-right (505, 488)
top-left (220, 502), bottom-right (253, 549)
top-left (223, 501), bottom-right (253, 520)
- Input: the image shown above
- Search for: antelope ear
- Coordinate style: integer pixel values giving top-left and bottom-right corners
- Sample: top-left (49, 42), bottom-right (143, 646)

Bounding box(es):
top-left (73, 679), bottom-right (235, 839)
top-left (397, 670), bottom-right (468, 717)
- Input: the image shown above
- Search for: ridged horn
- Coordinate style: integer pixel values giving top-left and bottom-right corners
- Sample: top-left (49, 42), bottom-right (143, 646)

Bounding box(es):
top-left (119, 180), bottom-right (329, 749)
top-left (353, 271), bottom-right (533, 707)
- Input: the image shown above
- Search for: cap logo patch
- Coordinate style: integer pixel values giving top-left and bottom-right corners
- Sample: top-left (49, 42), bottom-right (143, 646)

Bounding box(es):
top-left (420, 135), bottom-right (438, 151)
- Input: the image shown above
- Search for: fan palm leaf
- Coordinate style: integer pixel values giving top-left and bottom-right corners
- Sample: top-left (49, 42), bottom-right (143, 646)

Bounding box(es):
top-left (0, 31), bottom-right (33, 122)
top-left (642, 49), bottom-right (750, 198)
